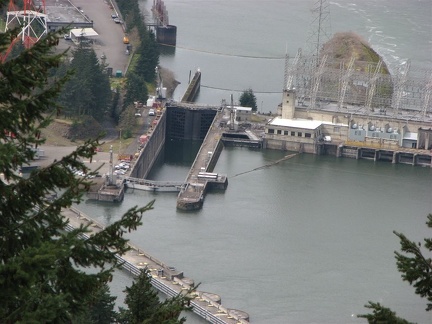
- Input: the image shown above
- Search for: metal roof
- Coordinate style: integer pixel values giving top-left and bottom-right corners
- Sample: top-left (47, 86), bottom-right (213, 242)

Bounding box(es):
top-left (269, 117), bottom-right (323, 130)
top-left (70, 28), bottom-right (98, 37)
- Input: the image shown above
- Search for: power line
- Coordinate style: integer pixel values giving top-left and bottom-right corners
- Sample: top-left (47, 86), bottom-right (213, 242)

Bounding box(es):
top-left (201, 84), bottom-right (282, 94)
top-left (161, 43), bottom-right (285, 60)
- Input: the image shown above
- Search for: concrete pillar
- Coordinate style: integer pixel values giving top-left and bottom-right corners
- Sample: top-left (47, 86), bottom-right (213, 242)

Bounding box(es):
top-left (374, 150), bottom-right (377, 162)
top-left (281, 89), bottom-right (296, 119)
top-left (298, 143), bottom-right (304, 153)
top-left (392, 152), bottom-right (398, 164)
top-left (413, 153), bottom-right (417, 166)
top-left (336, 145), bottom-right (342, 157)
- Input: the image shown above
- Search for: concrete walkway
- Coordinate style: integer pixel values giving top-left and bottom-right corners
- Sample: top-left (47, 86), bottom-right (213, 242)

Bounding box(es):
top-left (62, 207), bottom-right (250, 324)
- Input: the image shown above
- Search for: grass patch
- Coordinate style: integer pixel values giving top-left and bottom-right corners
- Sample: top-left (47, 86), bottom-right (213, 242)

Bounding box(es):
top-left (250, 114), bottom-right (268, 123)
top-left (100, 137), bottom-right (134, 153)
top-left (110, 77), bottom-right (126, 89)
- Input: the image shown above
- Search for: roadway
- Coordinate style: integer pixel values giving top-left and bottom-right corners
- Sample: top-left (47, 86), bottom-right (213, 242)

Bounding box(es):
top-left (64, 0), bottom-right (130, 75)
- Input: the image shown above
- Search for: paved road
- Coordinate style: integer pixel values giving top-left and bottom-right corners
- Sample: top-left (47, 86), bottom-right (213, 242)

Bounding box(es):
top-left (69, 0), bottom-right (130, 75)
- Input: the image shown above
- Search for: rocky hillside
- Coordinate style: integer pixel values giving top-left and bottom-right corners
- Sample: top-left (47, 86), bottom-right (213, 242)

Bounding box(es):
top-left (321, 32), bottom-right (390, 74)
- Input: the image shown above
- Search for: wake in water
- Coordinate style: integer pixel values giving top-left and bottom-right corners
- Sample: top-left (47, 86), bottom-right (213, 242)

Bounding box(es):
top-left (231, 153), bottom-right (298, 178)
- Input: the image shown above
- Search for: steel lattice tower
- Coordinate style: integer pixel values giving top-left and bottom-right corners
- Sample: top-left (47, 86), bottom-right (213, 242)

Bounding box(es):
top-left (306, 0), bottom-right (332, 61)
top-left (5, 0), bottom-right (47, 49)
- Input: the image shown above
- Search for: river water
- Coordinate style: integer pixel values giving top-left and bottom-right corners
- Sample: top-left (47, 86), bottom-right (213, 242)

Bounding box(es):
top-left (78, 0), bottom-right (432, 323)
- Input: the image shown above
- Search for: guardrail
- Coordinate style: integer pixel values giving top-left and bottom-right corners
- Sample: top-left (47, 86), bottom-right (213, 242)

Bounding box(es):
top-left (126, 177), bottom-right (184, 188)
top-left (64, 209), bottom-right (246, 324)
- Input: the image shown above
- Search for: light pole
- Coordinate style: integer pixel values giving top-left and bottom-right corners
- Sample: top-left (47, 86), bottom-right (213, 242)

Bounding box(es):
top-left (119, 129), bottom-right (122, 157)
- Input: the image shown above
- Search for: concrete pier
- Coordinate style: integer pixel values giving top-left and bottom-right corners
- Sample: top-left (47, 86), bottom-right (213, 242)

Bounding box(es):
top-left (62, 207), bottom-right (249, 324)
top-left (181, 70), bottom-right (201, 103)
top-left (176, 108), bottom-right (228, 211)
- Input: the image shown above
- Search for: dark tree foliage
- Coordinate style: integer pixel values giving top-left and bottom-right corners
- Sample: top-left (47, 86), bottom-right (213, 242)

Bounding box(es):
top-left (394, 214), bottom-right (432, 311)
top-left (239, 88), bottom-right (258, 111)
top-left (0, 8), bottom-right (152, 321)
top-left (111, 87), bottom-right (121, 122)
top-left (135, 30), bottom-right (159, 83)
top-left (118, 105), bottom-right (136, 140)
top-left (116, 0), bottom-right (145, 34)
top-left (58, 44), bottom-right (111, 119)
top-left (359, 214), bottom-right (432, 322)
top-left (71, 284), bottom-right (118, 324)
top-left (358, 302), bottom-right (414, 324)
top-left (118, 269), bottom-right (191, 324)
top-left (123, 72), bottom-right (148, 109)
top-left (116, 0), bottom-right (159, 108)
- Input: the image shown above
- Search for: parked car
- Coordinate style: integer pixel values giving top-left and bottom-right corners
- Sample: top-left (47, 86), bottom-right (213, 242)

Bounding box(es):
top-left (148, 108), bottom-right (155, 116)
top-left (113, 18), bottom-right (121, 24)
top-left (111, 14), bottom-right (118, 19)
top-left (64, 34), bottom-right (71, 40)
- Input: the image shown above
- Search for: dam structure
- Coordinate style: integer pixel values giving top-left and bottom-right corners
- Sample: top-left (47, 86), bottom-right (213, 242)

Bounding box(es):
top-left (128, 96), bottom-right (231, 208)
top-left (261, 51), bottom-right (432, 166)
top-left (173, 103), bottom-right (228, 210)
top-left (130, 50), bottom-right (432, 210)
top-left (62, 207), bottom-right (250, 324)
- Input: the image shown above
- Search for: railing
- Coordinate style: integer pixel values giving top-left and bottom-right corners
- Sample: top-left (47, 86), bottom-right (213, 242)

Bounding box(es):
top-left (126, 177), bottom-right (184, 188)
top-left (345, 140), bottom-right (431, 154)
top-left (64, 209), bottom-right (246, 324)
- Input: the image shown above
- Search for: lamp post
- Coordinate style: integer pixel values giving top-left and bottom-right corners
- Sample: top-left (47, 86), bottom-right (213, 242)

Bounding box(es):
top-left (119, 129), bottom-right (122, 157)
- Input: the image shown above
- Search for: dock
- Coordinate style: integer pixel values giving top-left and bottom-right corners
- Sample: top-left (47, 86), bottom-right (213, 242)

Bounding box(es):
top-left (176, 108), bottom-right (228, 210)
top-left (62, 207), bottom-right (249, 324)
top-left (181, 70), bottom-right (201, 103)
top-left (126, 177), bottom-right (184, 192)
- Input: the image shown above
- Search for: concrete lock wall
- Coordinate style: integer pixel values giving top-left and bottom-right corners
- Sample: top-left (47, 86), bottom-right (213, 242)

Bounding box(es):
top-left (131, 113), bottom-right (166, 179)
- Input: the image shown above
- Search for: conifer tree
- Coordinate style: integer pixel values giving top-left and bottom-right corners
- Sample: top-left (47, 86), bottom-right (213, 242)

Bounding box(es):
top-left (239, 88), bottom-right (258, 111)
top-left (71, 284), bottom-right (118, 324)
top-left (118, 269), bottom-right (192, 324)
top-left (0, 7), bottom-right (150, 321)
top-left (123, 72), bottom-right (148, 109)
top-left (359, 214), bottom-right (432, 322)
top-left (59, 44), bottom-right (111, 119)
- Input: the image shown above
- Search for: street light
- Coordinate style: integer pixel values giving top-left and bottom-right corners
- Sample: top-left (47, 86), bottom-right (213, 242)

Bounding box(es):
top-left (119, 129), bottom-right (122, 156)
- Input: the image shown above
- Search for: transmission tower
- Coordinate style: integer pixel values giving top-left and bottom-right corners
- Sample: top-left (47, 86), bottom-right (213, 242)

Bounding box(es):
top-left (365, 59), bottom-right (383, 113)
top-left (284, 48), bottom-right (302, 91)
top-left (309, 54), bottom-right (328, 110)
top-left (337, 56), bottom-right (355, 111)
top-left (392, 60), bottom-right (411, 115)
top-left (306, 0), bottom-right (332, 61)
top-left (421, 73), bottom-right (432, 120)
top-left (5, 0), bottom-right (47, 49)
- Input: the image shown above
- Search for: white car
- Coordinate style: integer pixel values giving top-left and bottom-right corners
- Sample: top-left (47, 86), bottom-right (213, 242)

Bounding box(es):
top-left (148, 109), bottom-right (155, 116)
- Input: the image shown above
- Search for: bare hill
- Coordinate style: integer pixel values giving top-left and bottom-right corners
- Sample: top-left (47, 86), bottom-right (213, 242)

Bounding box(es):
top-left (322, 32), bottom-right (390, 74)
